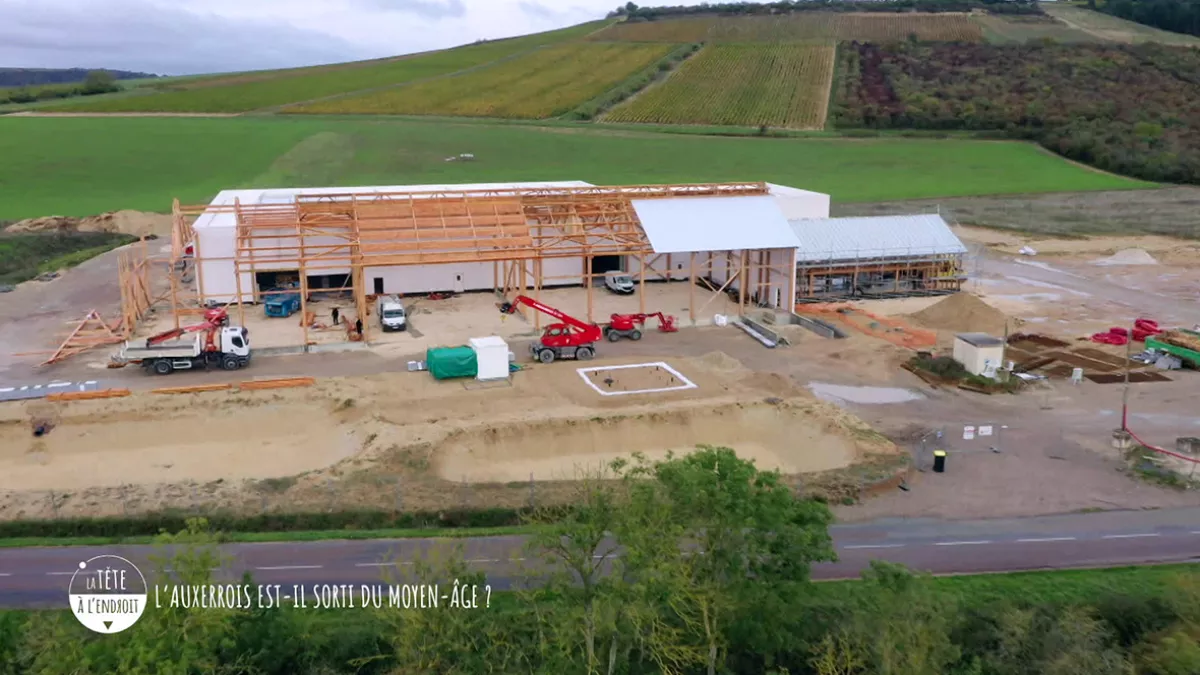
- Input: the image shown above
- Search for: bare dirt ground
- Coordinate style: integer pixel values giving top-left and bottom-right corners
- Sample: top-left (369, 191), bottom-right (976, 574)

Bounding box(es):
top-left (0, 353), bottom-right (894, 520)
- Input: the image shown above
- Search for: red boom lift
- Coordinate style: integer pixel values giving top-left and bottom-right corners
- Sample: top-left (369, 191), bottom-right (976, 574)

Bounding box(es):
top-left (604, 312), bottom-right (678, 342)
top-left (500, 296), bottom-right (602, 364)
top-left (144, 307), bottom-right (231, 352)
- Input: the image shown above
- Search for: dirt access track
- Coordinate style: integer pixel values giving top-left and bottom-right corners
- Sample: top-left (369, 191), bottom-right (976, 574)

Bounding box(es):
top-left (0, 354), bottom-right (897, 520)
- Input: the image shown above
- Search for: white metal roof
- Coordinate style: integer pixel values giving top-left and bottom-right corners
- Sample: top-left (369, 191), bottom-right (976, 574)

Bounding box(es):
top-left (631, 195), bottom-right (800, 254)
top-left (193, 181), bottom-right (594, 230)
top-left (789, 214), bottom-right (967, 262)
top-left (765, 182), bottom-right (828, 199)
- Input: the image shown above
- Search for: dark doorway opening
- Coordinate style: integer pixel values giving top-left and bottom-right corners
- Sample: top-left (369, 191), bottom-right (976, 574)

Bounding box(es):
top-left (255, 270), bottom-right (298, 294)
top-left (373, 277), bottom-right (385, 295)
top-left (590, 255), bottom-right (623, 276)
top-left (306, 273), bottom-right (352, 291)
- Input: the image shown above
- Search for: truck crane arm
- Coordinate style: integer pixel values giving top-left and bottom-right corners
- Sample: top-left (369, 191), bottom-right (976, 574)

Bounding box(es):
top-left (145, 308), bottom-right (230, 348)
top-left (504, 296), bottom-right (597, 334)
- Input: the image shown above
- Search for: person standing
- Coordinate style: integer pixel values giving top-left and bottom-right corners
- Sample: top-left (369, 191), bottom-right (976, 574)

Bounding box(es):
top-left (355, 318), bottom-right (363, 336)
top-left (332, 307), bottom-right (340, 325)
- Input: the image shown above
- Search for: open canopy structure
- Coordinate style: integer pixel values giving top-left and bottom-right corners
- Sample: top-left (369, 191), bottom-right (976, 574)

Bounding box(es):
top-left (164, 181), bottom-right (807, 344)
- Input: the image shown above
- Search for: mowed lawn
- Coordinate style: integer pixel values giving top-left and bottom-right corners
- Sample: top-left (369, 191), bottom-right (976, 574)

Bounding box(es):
top-left (0, 116), bottom-right (1148, 219)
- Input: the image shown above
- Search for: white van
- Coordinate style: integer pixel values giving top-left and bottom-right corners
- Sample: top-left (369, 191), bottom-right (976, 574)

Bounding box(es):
top-left (377, 295), bottom-right (407, 332)
top-left (604, 271), bottom-right (635, 295)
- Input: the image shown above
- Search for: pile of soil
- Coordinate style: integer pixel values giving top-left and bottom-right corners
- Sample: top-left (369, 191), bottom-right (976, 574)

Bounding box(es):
top-left (907, 293), bottom-right (1013, 335)
top-left (7, 210), bottom-right (171, 238)
top-left (1092, 248), bottom-right (1159, 266)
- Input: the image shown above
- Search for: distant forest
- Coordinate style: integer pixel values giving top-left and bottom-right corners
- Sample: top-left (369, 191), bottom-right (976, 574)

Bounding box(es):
top-left (1098, 0), bottom-right (1200, 37)
top-left (607, 0), bottom-right (1043, 19)
top-left (0, 68), bottom-right (157, 88)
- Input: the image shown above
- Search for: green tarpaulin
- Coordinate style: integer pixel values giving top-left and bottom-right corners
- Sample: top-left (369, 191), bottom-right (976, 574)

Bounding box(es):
top-left (426, 346), bottom-right (477, 380)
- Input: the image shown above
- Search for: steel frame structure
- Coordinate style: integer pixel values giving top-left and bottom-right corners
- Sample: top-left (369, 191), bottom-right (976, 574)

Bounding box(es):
top-left (167, 182), bottom-right (799, 345)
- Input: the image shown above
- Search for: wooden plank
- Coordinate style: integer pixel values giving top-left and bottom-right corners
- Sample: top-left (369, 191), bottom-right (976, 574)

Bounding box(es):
top-left (151, 384), bottom-right (233, 395)
top-left (47, 388), bottom-right (131, 401)
top-left (238, 377), bottom-right (316, 391)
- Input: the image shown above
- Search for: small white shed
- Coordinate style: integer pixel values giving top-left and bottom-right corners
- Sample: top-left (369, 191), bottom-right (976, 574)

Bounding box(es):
top-left (469, 336), bottom-right (510, 381)
top-left (953, 333), bottom-right (1006, 377)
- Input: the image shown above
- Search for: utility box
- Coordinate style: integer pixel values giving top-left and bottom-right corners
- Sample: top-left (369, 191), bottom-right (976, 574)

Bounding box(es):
top-left (953, 333), bottom-right (1005, 377)
top-left (469, 336), bottom-right (510, 381)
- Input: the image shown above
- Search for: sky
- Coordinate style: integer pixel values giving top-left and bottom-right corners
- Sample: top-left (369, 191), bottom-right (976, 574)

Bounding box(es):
top-left (0, 0), bottom-right (688, 76)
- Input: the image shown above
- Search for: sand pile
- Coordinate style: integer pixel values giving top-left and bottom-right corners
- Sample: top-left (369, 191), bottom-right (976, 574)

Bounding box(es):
top-left (1092, 248), bottom-right (1159, 266)
top-left (7, 210), bottom-right (172, 238)
top-left (697, 351), bottom-right (748, 373)
top-left (907, 293), bottom-right (1012, 335)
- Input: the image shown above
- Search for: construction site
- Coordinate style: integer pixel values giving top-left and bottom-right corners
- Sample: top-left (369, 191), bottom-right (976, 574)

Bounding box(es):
top-left (1, 181), bottom-right (1199, 522)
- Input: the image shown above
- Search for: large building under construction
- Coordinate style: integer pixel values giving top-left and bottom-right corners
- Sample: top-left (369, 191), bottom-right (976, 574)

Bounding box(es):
top-left (167, 181), bottom-right (967, 341)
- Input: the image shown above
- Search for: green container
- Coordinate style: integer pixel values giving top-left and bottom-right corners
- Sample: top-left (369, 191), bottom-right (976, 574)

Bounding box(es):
top-left (426, 346), bottom-right (477, 380)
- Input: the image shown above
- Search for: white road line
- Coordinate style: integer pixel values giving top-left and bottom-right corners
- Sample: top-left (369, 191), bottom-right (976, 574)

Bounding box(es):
top-left (1102, 533), bottom-right (1160, 540)
top-left (1016, 537), bottom-right (1077, 543)
top-left (46, 572), bottom-right (75, 576)
top-left (356, 562), bottom-right (397, 568)
top-left (1191, 531), bottom-right (1200, 535)
top-left (842, 544), bottom-right (905, 550)
top-left (465, 558), bottom-right (499, 564)
top-left (934, 541), bottom-right (992, 546)
top-left (255, 565), bottom-right (323, 571)
top-left (0, 573), bottom-right (12, 577)
top-left (0, 388), bottom-right (12, 393)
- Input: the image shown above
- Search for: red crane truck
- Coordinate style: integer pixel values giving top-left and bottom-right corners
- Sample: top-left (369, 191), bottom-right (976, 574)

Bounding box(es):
top-left (112, 308), bottom-right (252, 375)
top-left (500, 295), bottom-right (601, 364)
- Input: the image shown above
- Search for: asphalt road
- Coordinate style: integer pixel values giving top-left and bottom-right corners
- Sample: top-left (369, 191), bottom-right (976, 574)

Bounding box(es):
top-left (2, 507), bottom-right (1199, 609)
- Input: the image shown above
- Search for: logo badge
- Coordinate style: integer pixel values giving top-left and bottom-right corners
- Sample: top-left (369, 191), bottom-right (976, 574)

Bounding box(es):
top-left (68, 555), bottom-right (148, 634)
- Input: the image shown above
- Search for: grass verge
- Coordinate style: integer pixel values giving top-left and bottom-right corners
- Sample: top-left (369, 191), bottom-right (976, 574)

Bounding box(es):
top-left (0, 524), bottom-right (542, 549)
top-left (0, 231), bottom-right (136, 285)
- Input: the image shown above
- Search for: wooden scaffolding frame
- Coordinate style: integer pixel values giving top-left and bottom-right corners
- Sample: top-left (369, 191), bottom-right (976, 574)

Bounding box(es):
top-left (167, 182), bottom-right (800, 345)
top-left (794, 247), bottom-right (967, 303)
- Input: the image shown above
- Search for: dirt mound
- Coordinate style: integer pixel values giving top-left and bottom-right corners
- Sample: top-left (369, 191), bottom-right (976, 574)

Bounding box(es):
top-left (696, 351), bottom-right (748, 373)
top-left (7, 210), bottom-right (171, 238)
top-left (907, 293), bottom-right (1012, 335)
top-left (1092, 248), bottom-right (1159, 266)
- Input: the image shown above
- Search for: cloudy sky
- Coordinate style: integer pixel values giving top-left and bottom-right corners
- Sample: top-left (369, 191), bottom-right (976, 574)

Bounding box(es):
top-left (0, 0), bottom-right (690, 76)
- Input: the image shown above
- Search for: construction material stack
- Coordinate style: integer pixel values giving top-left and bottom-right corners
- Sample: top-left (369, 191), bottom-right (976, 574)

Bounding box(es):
top-left (425, 346), bottom-right (477, 380)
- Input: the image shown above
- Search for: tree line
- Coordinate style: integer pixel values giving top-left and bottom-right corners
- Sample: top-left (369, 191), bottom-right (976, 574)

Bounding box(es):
top-left (1096, 0), bottom-right (1200, 38)
top-left (2, 447), bottom-right (1198, 674)
top-left (607, 0), bottom-right (1043, 20)
top-left (1, 70), bottom-right (123, 105)
top-left (831, 40), bottom-right (1200, 185)
top-left (0, 67), bottom-right (156, 88)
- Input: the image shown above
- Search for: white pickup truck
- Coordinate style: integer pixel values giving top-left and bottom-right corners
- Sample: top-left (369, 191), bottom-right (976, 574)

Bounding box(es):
top-left (114, 326), bottom-right (251, 375)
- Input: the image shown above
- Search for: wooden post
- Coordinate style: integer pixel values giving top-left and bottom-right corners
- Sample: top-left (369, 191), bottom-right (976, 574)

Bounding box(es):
top-left (689, 251), bottom-right (696, 324)
top-left (299, 265), bottom-right (310, 349)
top-left (638, 251), bottom-right (646, 315)
top-left (738, 250), bottom-right (748, 315)
top-left (586, 253), bottom-right (594, 323)
top-left (192, 229), bottom-right (206, 311)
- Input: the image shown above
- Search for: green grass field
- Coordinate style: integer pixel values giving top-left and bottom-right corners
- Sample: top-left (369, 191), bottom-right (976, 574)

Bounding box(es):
top-left (51, 23), bottom-right (607, 114)
top-left (292, 42), bottom-right (676, 118)
top-left (0, 116), bottom-right (1148, 219)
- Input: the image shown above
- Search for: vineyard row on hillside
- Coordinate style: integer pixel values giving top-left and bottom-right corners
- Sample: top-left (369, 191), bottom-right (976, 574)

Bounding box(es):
top-left (606, 43), bottom-right (835, 129)
top-left (589, 12), bottom-right (983, 43)
top-left (289, 43), bottom-right (676, 119)
top-left (830, 41), bottom-right (1200, 184)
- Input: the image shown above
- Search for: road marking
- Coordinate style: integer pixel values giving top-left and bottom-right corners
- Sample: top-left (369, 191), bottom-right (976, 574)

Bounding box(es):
top-left (1191, 531), bottom-right (1200, 535)
top-left (842, 544), bottom-right (905, 550)
top-left (255, 565), bottom-right (323, 571)
top-left (465, 558), bottom-right (499, 564)
top-left (1102, 533), bottom-right (1160, 539)
top-left (46, 572), bottom-right (75, 576)
top-left (0, 573), bottom-right (12, 577)
top-left (934, 541), bottom-right (991, 546)
top-left (1017, 537), bottom-right (1077, 543)
top-left (356, 562), bottom-right (415, 568)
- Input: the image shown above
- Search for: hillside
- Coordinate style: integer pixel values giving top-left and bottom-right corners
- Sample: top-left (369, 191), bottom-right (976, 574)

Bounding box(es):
top-left (0, 67), bottom-right (158, 88)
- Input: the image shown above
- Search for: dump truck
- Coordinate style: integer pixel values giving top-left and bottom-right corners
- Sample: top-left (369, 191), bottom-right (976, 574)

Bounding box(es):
top-left (112, 308), bottom-right (252, 375)
top-left (1145, 328), bottom-right (1200, 369)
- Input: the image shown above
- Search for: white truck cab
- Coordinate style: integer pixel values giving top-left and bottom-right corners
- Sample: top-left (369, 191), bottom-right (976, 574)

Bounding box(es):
top-left (604, 271), bottom-right (635, 295)
top-left (377, 295), bottom-right (408, 331)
